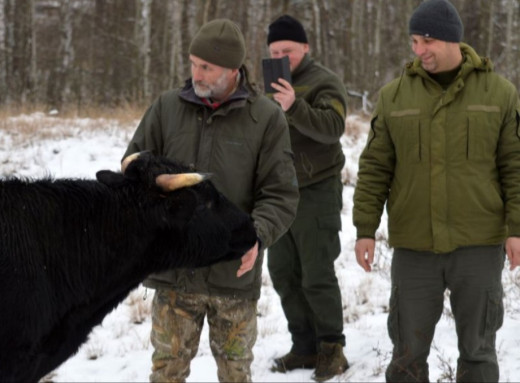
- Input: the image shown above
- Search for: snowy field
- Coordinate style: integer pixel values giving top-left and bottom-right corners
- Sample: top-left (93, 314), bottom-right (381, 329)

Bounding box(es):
top-left (1, 112), bottom-right (519, 382)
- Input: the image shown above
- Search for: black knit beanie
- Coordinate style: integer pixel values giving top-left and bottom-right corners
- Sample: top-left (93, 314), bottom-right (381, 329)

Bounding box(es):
top-left (189, 19), bottom-right (246, 69)
top-left (267, 15), bottom-right (308, 45)
top-left (409, 0), bottom-right (463, 42)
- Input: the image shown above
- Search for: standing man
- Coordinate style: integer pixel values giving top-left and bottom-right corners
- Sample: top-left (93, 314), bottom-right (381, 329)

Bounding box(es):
top-left (124, 19), bottom-right (299, 383)
top-left (354, 0), bottom-right (520, 382)
top-left (266, 14), bottom-right (349, 382)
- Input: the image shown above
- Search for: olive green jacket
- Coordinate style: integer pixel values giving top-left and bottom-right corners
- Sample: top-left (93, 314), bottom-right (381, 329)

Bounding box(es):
top-left (124, 72), bottom-right (299, 299)
top-left (353, 43), bottom-right (520, 253)
top-left (285, 54), bottom-right (347, 188)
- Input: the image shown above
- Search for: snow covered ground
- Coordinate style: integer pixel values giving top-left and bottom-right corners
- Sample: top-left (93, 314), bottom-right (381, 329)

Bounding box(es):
top-left (1, 112), bottom-right (519, 382)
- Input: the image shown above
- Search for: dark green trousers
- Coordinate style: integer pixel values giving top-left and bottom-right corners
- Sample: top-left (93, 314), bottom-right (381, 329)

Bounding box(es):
top-left (386, 245), bottom-right (504, 383)
top-left (268, 176), bottom-right (345, 355)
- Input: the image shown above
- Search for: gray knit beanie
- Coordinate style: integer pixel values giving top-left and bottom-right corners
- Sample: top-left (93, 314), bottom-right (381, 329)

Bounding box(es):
top-left (409, 0), bottom-right (463, 42)
top-left (189, 19), bottom-right (246, 69)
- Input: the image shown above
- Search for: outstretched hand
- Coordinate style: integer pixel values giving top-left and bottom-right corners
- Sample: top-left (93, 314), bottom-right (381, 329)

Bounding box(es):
top-left (237, 241), bottom-right (259, 278)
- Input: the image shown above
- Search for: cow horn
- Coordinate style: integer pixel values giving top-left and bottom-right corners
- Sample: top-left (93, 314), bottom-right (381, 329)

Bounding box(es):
top-left (121, 152), bottom-right (140, 174)
top-left (156, 173), bottom-right (208, 191)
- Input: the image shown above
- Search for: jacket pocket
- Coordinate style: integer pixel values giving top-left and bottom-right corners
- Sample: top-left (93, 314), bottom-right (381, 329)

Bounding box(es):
top-left (388, 111), bottom-right (422, 163)
top-left (466, 106), bottom-right (501, 161)
top-left (484, 287), bottom-right (504, 336)
top-left (207, 258), bottom-right (256, 290)
top-left (317, 213), bottom-right (342, 231)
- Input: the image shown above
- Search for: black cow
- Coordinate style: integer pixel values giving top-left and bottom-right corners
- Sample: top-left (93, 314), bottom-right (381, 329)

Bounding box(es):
top-left (0, 152), bottom-right (257, 382)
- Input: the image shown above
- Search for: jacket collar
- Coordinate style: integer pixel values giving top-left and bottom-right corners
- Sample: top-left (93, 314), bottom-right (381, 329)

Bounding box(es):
top-left (292, 54), bottom-right (313, 79)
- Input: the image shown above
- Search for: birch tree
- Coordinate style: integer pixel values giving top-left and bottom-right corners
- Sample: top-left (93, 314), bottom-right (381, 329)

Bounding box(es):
top-left (139, 0), bottom-right (152, 101)
top-left (1, 0), bottom-right (519, 112)
top-left (0, 0), bottom-right (6, 103)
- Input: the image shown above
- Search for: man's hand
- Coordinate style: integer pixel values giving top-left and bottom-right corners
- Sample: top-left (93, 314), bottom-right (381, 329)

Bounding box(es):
top-left (237, 241), bottom-right (259, 278)
top-left (355, 238), bottom-right (375, 272)
top-left (271, 78), bottom-right (296, 111)
top-left (505, 237), bottom-right (520, 271)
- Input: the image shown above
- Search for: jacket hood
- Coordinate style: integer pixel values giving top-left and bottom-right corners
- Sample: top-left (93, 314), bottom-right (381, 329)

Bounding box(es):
top-left (406, 42), bottom-right (492, 77)
top-left (392, 43), bottom-right (493, 102)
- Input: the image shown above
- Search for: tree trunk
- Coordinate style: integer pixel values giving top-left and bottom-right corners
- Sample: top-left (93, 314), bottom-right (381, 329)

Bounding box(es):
top-left (168, 0), bottom-right (184, 89)
top-left (485, 0), bottom-right (495, 58)
top-left (0, 0), bottom-right (6, 104)
top-left (57, 0), bottom-right (74, 109)
top-left (140, 0), bottom-right (152, 101)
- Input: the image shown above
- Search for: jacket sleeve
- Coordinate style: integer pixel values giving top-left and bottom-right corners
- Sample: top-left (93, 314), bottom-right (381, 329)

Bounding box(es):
top-left (251, 106), bottom-right (299, 248)
top-left (285, 77), bottom-right (347, 144)
top-left (353, 95), bottom-right (395, 239)
top-left (123, 97), bottom-right (165, 160)
top-left (497, 88), bottom-right (520, 236)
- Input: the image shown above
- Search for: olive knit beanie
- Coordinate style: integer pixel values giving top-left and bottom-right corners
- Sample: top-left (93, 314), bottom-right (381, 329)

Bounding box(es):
top-left (189, 19), bottom-right (246, 69)
top-left (409, 0), bottom-right (463, 42)
top-left (267, 15), bottom-right (308, 45)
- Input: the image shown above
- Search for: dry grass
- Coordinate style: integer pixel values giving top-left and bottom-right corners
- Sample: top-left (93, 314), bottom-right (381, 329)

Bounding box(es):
top-left (125, 289), bottom-right (152, 325)
top-left (0, 103), bottom-right (145, 122)
top-left (0, 104), bottom-right (141, 147)
top-left (345, 114), bottom-right (370, 141)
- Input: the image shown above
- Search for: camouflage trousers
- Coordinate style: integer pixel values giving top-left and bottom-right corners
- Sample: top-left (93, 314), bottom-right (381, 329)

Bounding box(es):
top-left (149, 289), bottom-right (258, 383)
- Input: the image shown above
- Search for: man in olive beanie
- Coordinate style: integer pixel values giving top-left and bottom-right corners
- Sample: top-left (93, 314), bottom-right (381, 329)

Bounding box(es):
top-left (266, 14), bottom-right (349, 383)
top-left (124, 18), bottom-right (298, 383)
top-left (354, 0), bottom-right (520, 382)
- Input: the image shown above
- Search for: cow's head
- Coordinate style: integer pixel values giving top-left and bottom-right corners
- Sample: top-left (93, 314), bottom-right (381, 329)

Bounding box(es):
top-left (95, 152), bottom-right (257, 269)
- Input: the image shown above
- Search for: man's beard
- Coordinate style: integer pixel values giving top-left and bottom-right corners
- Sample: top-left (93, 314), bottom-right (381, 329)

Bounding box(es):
top-left (193, 71), bottom-right (229, 100)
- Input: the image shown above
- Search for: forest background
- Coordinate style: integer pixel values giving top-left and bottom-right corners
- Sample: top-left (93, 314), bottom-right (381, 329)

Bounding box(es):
top-left (1, 0), bottom-right (519, 114)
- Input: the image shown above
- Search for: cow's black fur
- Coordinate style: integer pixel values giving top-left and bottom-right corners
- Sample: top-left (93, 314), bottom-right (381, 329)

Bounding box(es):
top-left (0, 152), bottom-right (257, 382)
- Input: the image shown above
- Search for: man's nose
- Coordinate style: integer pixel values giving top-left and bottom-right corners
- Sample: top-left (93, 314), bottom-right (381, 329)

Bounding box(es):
top-left (192, 67), bottom-right (203, 81)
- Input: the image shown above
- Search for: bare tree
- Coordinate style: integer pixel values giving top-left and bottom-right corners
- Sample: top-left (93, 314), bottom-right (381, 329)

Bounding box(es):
top-left (504, 0), bottom-right (515, 77)
top-left (4, 0), bottom-right (35, 104)
top-left (485, 1), bottom-right (495, 58)
top-left (56, 0), bottom-right (74, 108)
top-left (0, 0), bottom-right (6, 103)
top-left (1, 0), bottom-right (519, 113)
top-left (139, 0), bottom-right (152, 100)
top-left (168, 0), bottom-right (184, 88)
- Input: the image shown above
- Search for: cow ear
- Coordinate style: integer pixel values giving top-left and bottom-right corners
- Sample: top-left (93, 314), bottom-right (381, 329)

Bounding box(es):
top-left (96, 170), bottom-right (127, 187)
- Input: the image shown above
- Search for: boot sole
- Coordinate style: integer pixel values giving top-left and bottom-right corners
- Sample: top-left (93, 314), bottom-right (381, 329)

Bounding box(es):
top-left (311, 363), bottom-right (349, 382)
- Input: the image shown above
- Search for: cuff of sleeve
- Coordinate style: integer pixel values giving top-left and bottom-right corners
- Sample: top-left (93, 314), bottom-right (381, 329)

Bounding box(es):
top-left (508, 223), bottom-right (520, 238)
top-left (355, 225), bottom-right (378, 240)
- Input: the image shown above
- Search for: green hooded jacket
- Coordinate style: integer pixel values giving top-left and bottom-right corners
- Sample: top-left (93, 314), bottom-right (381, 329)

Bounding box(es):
top-left (284, 54), bottom-right (347, 188)
top-left (124, 71), bottom-right (299, 299)
top-left (353, 43), bottom-right (520, 253)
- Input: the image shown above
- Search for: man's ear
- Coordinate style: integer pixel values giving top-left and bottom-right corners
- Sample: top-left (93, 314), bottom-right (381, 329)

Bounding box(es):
top-left (96, 170), bottom-right (127, 187)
